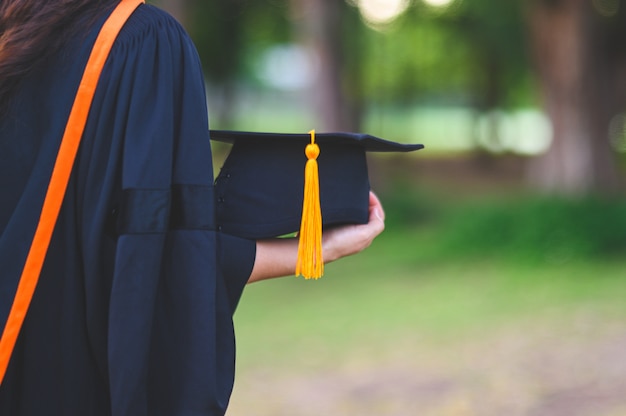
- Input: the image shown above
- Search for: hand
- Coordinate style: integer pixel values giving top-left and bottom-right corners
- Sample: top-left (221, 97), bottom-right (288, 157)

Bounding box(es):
top-left (248, 191), bottom-right (385, 283)
top-left (322, 191), bottom-right (386, 263)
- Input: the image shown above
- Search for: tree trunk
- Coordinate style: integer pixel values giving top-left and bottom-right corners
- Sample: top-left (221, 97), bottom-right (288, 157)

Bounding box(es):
top-left (525, 0), bottom-right (625, 196)
top-left (293, 0), bottom-right (357, 131)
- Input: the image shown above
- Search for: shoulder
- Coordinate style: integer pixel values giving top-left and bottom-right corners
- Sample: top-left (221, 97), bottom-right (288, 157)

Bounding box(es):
top-left (112, 4), bottom-right (195, 51)
top-left (97, 3), bottom-right (204, 85)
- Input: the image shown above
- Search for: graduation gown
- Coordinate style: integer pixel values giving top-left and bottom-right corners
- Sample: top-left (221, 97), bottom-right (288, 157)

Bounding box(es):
top-left (0, 4), bottom-right (255, 415)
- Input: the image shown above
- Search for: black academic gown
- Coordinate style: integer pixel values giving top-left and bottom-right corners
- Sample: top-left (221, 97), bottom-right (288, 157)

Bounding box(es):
top-left (0, 4), bottom-right (255, 415)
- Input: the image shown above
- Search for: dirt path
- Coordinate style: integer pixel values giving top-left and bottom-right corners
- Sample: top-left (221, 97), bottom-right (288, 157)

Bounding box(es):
top-left (227, 316), bottom-right (626, 416)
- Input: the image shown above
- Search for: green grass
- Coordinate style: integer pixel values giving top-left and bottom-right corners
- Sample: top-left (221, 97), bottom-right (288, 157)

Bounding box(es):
top-left (229, 194), bottom-right (626, 415)
top-left (233, 224), bottom-right (626, 369)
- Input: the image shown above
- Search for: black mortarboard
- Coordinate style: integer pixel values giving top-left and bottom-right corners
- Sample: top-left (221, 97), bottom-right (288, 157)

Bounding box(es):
top-left (210, 129), bottom-right (423, 278)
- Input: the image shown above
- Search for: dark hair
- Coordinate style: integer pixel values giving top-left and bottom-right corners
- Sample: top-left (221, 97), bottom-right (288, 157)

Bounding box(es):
top-left (0, 0), bottom-right (117, 111)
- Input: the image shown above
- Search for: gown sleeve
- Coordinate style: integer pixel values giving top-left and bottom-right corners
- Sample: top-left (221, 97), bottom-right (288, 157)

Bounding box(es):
top-left (74, 5), bottom-right (254, 415)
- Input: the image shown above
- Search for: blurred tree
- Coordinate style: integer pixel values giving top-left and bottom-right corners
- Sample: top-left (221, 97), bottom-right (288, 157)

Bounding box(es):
top-left (525, 0), bottom-right (626, 195)
top-left (154, 0), bottom-right (291, 128)
top-left (290, 0), bottom-right (344, 130)
top-left (417, 1), bottom-right (530, 109)
top-left (402, 1), bottom-right (531, 154)
top-left (187, 0), bottom-right (247, 128)
top-left (388, 0), bottom-right (626, 196)
top-left (153, 0), bottom-right (626, 196)
top-left (290, 0), bottom-right (364, 130)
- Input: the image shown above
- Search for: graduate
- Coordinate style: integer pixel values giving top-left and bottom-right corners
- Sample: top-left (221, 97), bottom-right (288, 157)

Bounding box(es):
top-left (0, 1), bottom-right (418, 415)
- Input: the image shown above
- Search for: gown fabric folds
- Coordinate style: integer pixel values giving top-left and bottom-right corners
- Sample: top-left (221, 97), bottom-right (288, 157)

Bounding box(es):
top-left (0, 4), bottom-right (255, 415)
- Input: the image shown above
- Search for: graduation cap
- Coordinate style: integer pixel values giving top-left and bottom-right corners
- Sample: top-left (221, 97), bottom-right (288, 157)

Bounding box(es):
top-left (210, 129), bottom-right (423, 279)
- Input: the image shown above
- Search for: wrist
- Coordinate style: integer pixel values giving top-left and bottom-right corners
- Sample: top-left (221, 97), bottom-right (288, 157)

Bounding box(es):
top-left (321, 229), bottom-right (346, 264)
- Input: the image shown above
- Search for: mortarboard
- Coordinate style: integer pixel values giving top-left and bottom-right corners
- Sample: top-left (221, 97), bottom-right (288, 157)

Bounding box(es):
top-left (210, 129), bottom-right (423, 278)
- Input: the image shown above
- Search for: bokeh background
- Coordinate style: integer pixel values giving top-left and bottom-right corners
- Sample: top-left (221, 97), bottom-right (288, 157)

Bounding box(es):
top-left (151, 0), bottom-right (626, 414)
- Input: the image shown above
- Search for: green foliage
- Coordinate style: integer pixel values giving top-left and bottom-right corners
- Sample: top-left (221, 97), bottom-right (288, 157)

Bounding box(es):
top-left (187, 0), bottom-right (292, 83)
top-left (182, 0), bottom-right (534, 110)
top-left (356, 0), bottom-right (532, 108)
top-left (400, 194), bottom-right (626, 263)
top-left (378, 184), bottom-right (441, 229)
top-left (359, 17), bottom-right (478, 103)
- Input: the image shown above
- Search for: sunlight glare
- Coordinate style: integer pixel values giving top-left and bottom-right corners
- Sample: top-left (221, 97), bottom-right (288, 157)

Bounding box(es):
top-left (422, 0), bottom-right (455, 7)
top-left (356, 0), bottom-right (410, 26)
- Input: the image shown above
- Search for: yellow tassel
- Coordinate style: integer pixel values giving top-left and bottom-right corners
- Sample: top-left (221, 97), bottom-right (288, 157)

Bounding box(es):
top-left (296, 130), bottom-right (324, 279)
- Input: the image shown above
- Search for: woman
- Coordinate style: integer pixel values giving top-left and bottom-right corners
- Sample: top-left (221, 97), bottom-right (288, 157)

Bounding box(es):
top-left (0, 1), bottom-right (385, 415)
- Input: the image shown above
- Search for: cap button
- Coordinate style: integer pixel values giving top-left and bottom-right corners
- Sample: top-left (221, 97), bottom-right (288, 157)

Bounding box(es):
top-left (305, 143), bottom-right (319, 160)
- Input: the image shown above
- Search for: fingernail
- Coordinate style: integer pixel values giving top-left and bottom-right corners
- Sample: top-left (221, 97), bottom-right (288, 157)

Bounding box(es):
top-left (374, 208), bottom-right (383, 221)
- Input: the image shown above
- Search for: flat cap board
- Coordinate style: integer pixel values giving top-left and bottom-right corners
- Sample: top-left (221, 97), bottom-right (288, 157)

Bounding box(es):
top-left (211, 130), bottom-right (423, 239)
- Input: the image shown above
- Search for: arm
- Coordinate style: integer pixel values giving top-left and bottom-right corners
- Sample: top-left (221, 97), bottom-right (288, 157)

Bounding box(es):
top-left (248, 191), bottom-right (386, 283)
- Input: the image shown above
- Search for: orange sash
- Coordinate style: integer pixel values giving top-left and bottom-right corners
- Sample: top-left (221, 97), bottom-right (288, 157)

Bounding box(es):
top-left (0, 0), bottom-right (145, 385)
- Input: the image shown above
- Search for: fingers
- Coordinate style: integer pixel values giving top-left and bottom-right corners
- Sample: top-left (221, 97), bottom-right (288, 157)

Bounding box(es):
top-left (365, 191), bottom-right (385, 240)
top-left (322, 191), bottom-right (386, 263)
top-left (368, 190), bottom-right (385, 223)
